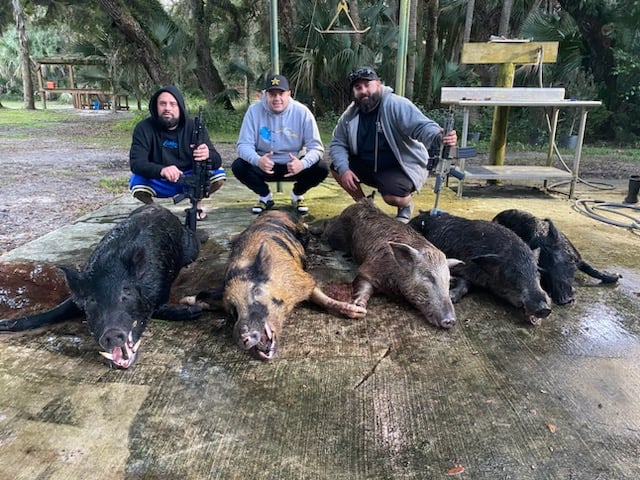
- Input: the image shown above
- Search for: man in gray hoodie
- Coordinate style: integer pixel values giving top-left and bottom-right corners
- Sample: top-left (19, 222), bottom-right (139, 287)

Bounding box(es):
top-left (233, 74), bottom-right (328, 214)
top-left (329, 67), bottom-right (457, 223)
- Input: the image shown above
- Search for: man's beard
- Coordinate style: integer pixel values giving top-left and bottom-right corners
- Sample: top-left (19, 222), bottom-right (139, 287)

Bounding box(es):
top-left (159, 116), bottom-right (179, 129)
top-left (355, 91), bottom-right (381, 113)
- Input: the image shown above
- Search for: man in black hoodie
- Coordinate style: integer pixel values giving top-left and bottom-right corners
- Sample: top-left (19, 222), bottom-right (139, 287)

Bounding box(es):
top-left (128, 85), bottom-right (225, 220)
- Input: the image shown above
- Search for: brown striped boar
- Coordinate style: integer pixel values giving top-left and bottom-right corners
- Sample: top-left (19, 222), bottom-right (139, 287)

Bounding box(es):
top-left (492, 209), bottom-right (621, 305)
top-left (0, 204), bottom-right (203, 368)
top-left (221, 210), bottom-right (366, 360)
top-left (409, 211), bottom-right (552, 325)
top-left (322, 198), bottom-right (458, 329)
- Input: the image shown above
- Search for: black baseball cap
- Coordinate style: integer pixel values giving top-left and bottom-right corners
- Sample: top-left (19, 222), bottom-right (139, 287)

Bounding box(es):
top-left (265, 74), bottom-right (290, 92)
top-left (348, 67), bottom-right (380, 89)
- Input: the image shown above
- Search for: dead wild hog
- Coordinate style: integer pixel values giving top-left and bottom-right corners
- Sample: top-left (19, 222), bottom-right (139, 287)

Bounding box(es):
top-left (492, 209), bottom-right (621, 305)
top-left (221, 210), bottom-right (365, 360)
top-left (0, 204), bottom-right (203, 369)
top-left (323, 198), bottom-right (458, 329)
top-left (409, 211), bottom-right (552, 325)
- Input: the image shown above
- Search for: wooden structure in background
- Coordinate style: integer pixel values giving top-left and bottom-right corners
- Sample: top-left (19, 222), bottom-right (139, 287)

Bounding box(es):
top-left (34, 56), bottom-right (129, 111)
top-left (461, 41), bottom-right (558, 166)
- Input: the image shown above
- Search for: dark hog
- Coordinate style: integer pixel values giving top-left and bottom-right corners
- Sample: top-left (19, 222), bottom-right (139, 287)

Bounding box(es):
top-left (492, 209), bottom-right (621, 305)
top-left (219, 210), bottom-right (366, 361)
top-left (409, 211), bottom-right (552, 325)
top-left (0, 204), bottom-right (202, 368)
top-left (323, 198), bottom-right (458, 329)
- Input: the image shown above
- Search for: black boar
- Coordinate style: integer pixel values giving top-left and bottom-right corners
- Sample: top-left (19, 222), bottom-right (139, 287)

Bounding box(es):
top-left (409, 211), bottom-right (552, 325)
top-left (323, 198), bottom-right (458, 329)
top-left (219, 210), bottom-right (366, 360)
top-left (492, 209), bottom-right (621, 305)
top-left (0, 204), bottom-right (202, 368)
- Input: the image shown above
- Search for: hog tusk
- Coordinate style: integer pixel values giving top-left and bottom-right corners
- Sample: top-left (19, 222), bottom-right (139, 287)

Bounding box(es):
top-left (132, 339), bottom-right (142, 353)
top-left (264, 322), bottom-right (273, 340)
top-left (100, 351), bottom-right (114, 360)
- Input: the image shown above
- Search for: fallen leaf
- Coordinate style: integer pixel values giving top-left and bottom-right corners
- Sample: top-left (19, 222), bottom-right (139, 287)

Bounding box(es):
top-left (546, 422), bottom-right (557, 433)
top-left (446, 465), bottom-right (465, 475)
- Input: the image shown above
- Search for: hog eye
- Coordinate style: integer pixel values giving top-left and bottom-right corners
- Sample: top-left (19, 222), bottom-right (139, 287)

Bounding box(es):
top-left (251, 285), bottom-right (263, 298)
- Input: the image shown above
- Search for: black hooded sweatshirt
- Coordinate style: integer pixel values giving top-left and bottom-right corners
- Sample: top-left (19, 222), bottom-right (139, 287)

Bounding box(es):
top-left (129, 85), bottom-right (222, 179)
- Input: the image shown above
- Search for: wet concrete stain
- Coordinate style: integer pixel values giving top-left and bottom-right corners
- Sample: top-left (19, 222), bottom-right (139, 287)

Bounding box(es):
top-left (1, 178), bottom-right (640, 479)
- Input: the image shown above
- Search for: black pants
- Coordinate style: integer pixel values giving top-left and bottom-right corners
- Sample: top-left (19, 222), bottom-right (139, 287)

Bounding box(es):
top-left (231, 157), bottom-right (329, 197)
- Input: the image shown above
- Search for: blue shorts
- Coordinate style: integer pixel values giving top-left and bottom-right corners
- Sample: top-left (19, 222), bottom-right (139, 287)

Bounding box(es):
top-left (129, 168), bottom-right (226, 198)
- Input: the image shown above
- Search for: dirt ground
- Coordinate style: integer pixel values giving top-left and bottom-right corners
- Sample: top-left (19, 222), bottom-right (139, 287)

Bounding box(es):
top-left (0, 108), bottom-right (637, 256)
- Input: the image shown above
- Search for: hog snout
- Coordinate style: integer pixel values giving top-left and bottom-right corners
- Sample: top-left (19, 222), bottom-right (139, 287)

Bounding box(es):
top-left (438, 315), bottom-right (456, 329)
top-left (236, 324), bottom-right (261, 350)
top-left (234, 321), bottom-right (277, 360)
top-left (100, 327), bottom-right (128, 350)
top-left (98, 327), bottom-right (140, 369)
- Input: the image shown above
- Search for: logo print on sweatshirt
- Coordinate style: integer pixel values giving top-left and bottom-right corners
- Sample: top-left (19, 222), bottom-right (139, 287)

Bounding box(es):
top-left (162, 139), bottom-right (178, 149)
top-left (259, 126), bottom-right (299, 142)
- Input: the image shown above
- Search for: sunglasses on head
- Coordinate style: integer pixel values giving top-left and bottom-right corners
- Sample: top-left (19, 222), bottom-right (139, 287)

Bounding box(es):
top-left (348, 67), bottom-right (377, 83)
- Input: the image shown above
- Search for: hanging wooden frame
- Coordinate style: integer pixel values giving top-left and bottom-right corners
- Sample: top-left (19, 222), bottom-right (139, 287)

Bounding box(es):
top-left (315, 0), bottom-right (371, 34)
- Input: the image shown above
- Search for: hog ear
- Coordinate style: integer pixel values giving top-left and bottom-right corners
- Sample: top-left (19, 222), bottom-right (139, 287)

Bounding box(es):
top-left (126, 246), bottom-right (148, 280)
top-left (387, 241), bottom-right (420, 268)
top-left (469, 254), bottom-right (502, 274)
top-left (59, 265), bottom-right (86, 298)
top-left (252, 243), bottom-right (273, 279)
top-left (546, 219), bottom-right (560, 240)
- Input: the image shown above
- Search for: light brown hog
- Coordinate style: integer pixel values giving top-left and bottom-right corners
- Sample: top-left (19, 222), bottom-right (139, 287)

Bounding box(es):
top-left (322, 198), bottom-right (459, 329)
top-left (222, 210), bottom-right (366, 360)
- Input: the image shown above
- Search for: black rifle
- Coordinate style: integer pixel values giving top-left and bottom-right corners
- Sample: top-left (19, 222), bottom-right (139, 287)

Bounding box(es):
top-left (173, 107), bottom-right (212, 232)
top-left (429, 110), bottom-right (465, 215)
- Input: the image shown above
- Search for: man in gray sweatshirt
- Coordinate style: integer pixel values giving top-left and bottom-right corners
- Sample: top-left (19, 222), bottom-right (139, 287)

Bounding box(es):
top-left (329, 67), bottom-right (457, 223)
top-left (233, 74), bottom-right (328, 214)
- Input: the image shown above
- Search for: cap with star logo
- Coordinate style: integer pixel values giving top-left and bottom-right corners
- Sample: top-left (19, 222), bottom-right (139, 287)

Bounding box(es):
top-left (264, 74), bottom-right (290, 92)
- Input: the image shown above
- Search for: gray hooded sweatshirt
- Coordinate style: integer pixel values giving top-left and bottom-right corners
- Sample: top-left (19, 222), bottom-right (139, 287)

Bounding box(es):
top-left (329, 85), bottom-right (441, 192)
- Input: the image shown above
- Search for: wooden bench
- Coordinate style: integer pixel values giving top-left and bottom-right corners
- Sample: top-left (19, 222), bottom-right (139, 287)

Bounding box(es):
top-left (440, 87), bottom-right (602, 198)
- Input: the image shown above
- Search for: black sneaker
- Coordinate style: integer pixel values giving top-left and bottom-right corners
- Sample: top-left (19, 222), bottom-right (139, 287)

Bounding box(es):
top-left (251, 199), bottom-right (275, 214)
top-left (133, 191), bottom-right (154, 204)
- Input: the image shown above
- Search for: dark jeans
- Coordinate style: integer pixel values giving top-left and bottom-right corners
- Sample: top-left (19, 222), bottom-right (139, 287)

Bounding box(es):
top-left (231, 157), bottom-right (329, 197)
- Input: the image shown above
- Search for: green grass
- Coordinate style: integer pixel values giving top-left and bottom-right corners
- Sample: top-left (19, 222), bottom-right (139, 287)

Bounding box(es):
top-left (98, 177), bottom-right (129, 194)
top-left (4, 100), bottom-right (640, 163)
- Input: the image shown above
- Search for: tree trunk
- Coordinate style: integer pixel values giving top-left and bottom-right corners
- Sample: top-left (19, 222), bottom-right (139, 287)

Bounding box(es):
top-left (12, 0), bottom-right (35, 110)
top-left (499, 0), bottom-right (513, 37)
top-left (279, 0), bottom-right (297, 52)
top-left (419, 0), bottom-right (438, 108)
top-left (189, 0), bottom-right (225, 106)
top-left (463, 0), bottom-right (475, 42)
top-left (405, 0), bottom-right (417, 99)
top-left (97, 0), bottom-right (171, 86)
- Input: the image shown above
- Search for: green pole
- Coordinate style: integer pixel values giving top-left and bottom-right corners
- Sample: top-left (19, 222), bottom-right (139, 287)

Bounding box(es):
top-left (395, 0), bottom-right (410, 97)
top-left (270, 0), bottom-right (282, 191)
top-left (270, 0), bottom-right (279, 74)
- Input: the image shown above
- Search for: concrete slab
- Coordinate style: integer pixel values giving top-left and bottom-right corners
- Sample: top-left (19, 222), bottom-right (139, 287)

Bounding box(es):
top-left (1, 177), bottom-right (640, 479)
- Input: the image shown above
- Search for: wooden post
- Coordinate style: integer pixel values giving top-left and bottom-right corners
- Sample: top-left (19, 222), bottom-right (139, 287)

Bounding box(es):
top-left (460, 42), bottom-right (558, 166)
top-left (489, 63), bottom-right (515, 166)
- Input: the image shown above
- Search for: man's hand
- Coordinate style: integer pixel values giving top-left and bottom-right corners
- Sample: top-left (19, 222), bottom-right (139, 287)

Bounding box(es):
top-left (192, 143), bottom-right (210, 162)
top-left (258, 152), bottom-right (275, 174)
top-left (442, 129), bottom-right (457, 146)
top-left (160, 165), bottom-right (183, 182)
top-left (340, 169), bottom-right (361, 192)
top-left (284, 153), bottom-right (304, 177)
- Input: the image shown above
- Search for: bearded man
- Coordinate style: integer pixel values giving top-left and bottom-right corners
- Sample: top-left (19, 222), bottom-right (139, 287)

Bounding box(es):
top-left (329, 67), bottom-right (457, 223)
top-left (128, 85), bottom-right (225, 220)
